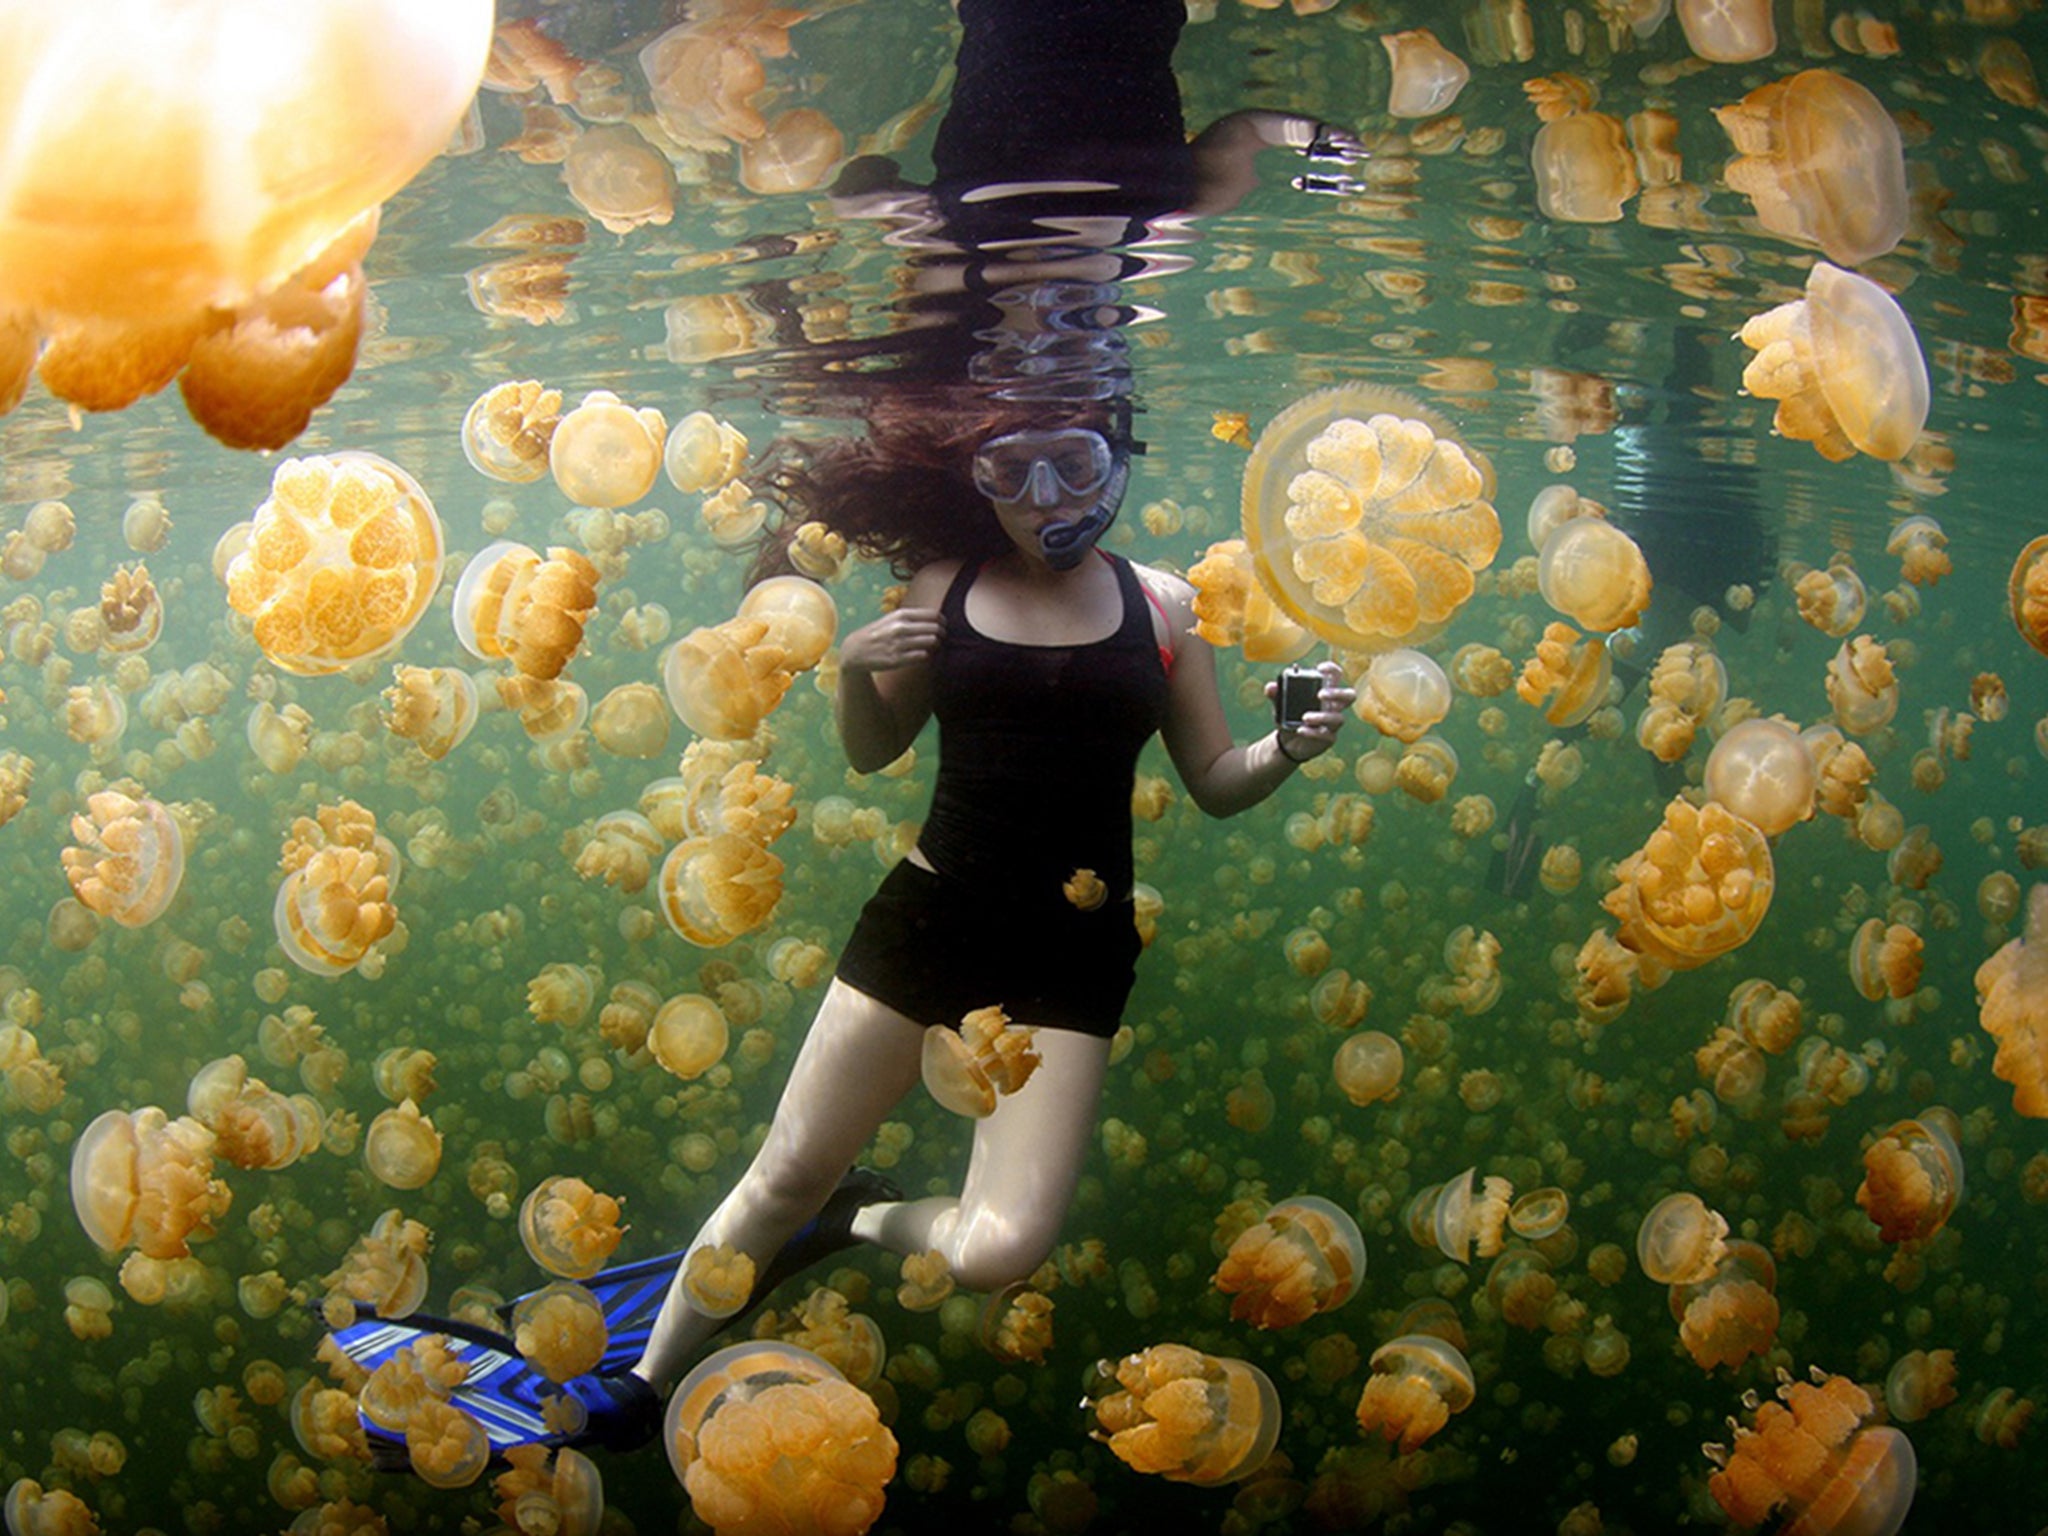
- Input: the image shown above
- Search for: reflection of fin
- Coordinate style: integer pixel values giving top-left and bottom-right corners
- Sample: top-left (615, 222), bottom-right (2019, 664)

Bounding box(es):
top-left (1486, 774), bottom-right (1545, 900)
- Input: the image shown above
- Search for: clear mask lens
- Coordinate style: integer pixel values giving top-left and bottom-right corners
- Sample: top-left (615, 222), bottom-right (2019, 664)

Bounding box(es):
top-left (973, 429), bottom-right (1114, 503)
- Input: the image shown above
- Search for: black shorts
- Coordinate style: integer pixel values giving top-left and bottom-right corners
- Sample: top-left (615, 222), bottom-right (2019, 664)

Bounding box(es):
top-left (835, 859), bottom-right (1142, 1039)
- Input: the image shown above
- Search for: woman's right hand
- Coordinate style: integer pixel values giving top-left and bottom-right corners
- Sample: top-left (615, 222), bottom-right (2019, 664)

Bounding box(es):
top-left (839, 606), bottom-right (945, 675)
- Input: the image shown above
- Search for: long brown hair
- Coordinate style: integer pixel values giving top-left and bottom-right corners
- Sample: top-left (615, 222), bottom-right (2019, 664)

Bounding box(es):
top-left (745, 388), bottom-right (1117, 585)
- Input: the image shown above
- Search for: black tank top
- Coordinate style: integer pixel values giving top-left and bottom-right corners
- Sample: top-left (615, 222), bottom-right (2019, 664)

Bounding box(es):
top-left (919, 553), bottom-right (1170, 902)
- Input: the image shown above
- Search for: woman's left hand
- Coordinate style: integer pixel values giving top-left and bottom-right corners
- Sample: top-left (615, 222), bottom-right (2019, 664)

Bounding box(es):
top-left (1268, 660), bottom-right (1354, 765)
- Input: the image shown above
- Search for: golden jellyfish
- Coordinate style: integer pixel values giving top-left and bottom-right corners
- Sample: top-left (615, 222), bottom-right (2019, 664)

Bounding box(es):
top-left (562, 126), bottom-right (674, 235)
top-left (62, 679), bottom-right (127, 755)
top-left (1706, 1372), bottom-right (1916, 1536)
top-left (492, 1444), bottom-right (604, 1536)
top-left (1354, 1334), bottom-right (1475, 1454)
top-left (1848, 918), bottom-right (1923, 1002)
top-left (274, 800), bottom-right (398, 976)
top-left (550, 390), bottom-right (666, 508)
top-left (1449, 641), bottom-right (1513, 698)
top-left (188, 1055), bottom-right (314, 1171)
top-left (406, 1398), bottom-right (490, 1490)
top-left (923, 1005), bottom-right (1042, 1118)
top-left (662, 619), bottom-right (802, 741)
top-left (650, 993), bottom-right (730, 1081)
top-left (1705, 717), bottom-right (1815, 837)
top-left (896, 1250), bottom-right (954, 1313)
top-left (69, 1106), bottom-right (228, 1259)
top-left (1537, 518), bottom-right (1651, 632)
top-left (572, 810), bottom-right (663, 894)
top-left (1886, 514), bottom-right (1949, 587)
top-left (736, 575), bottom-right (840, 672)
top-left (246, 700), bottom-right (313, 775)
top-left (1085, 1343), bottom-right (1282, 1485)
top-left (1186, 538), bottom-right (1314, 662)
top-left (1885, 1350), bottom-right (1958, 1424)
top-left (1635, 640), bottom-right (1727, 763)
top-left (1525, 484), bottom-right (1607, 552)
top-left (224, 452), bottom-right (444, 674)
top-left (1739, 262), bottom-right (1929, 463)
top-left (0, 750), bottom-right (31, 829)
top-left (1676, 0), bottom-right (1775, 61)
top-left (364, 1099), bottom-right (441, 1191)
top-left (61, 1276), bottom-right (114, 1341)
top-left (1856, 1108), bottom-right (1964, 1244)
top-left (462, 380), bottom-right (561, 484)
top-left (519, 1176), bottom-right (625, 1281)
top-left (1603, 797), bottom-right (1773, 970)
top-left (1973, 883), bottom-right (2047, 1117)
top-left (1394, 734), bottom-right (1459, 804)
top-left (97, 563), bottom-right (161, 654)
top-left (1715, 71), bottom-right (1907, 267)
top-left (683, 1244), bottom-right (756, 1320)
top-left (1353, 649), bottom-right (1451, 743)
top-left (1794, 558), bottom-right (1868, 638)
top-left (741, 108), bottom-right (845, 195)
top-left (122, 494), bottom-right (171, 554)
top-left (3, 1480), bottom-right (101, 1536)
top-left (1212, 1195), bottom-right (1366, 1330)
top-left (1420, 1166), bottom-right (1513, 1264)
top-left (664, 411), bottom-right (749, 495)
top-left (61, 789), bottom-right (184, 927)
top-left (979, 1283), bottom-right (1055, 1366)
top-left (1669, 1240), bottom-right (1780, 1371)
top-left (2010, 535), bottom-right (2048, 658)
top-left (1540, 844), bottom-right (1583, 895)
top-left (1243, 384), bottom-right (1500, 650)
top-left (0, 1), bottom-right (490, 443)
top-left (1516, 622), bottom-right (1612, 728)
top-left (676, 753), bottom-right (798, 847)
top-left (1531, 111), bottom-right (1640, 224)
top-left (664, 1341), bottom-right (897, 1536)
top-left (451, 541), bottom-right (601, 681)
top-left (589, 683), bottom-right (670, 760)
top-left (1825, 636), bottom-right (1898, 735)
top-left (1509, 1187), bottom-right (1570, 1241)
top-left (512, 1281), bottom-right (608, 1384)
top-left (382, 666), bottom-right (479, 760)
top-left (1380, 30), bottom-right (1470, 118)
top-left (1635, 1192), bottom-right (1728, 1286)
top-left (787, 521), bottom-right (850, 583)
top-left (499, 674), bottom-right (589, 744)
top-left (529, 962), bottom-right (597, 1028)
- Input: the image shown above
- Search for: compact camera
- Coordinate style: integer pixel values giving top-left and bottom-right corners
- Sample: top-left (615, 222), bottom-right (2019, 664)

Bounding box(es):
top-left (1273, 664), bottom-right (1324, 733)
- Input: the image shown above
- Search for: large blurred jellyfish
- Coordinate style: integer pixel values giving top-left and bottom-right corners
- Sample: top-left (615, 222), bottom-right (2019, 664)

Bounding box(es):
top-left (1706, 1372), bottom-right (1915, 1536)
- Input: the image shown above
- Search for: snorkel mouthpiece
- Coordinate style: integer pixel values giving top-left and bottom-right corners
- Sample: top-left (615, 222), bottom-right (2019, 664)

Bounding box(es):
top-left (1036, 453), bottom-right (1129, 570)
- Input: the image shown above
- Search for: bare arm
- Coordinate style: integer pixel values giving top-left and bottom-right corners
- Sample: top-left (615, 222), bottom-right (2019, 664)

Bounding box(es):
top-left (835, 561), bottom-right (956, 774)
top-left (1145, 569), bottom-right (1353, 817)
top-left (1186, 110), bottom-right (1366, 217)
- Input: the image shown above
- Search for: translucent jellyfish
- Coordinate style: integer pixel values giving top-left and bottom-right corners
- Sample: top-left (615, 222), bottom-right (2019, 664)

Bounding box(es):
top-left (1856, 1109), bottom-right (1964, 1244)
top-left (1213, 1196), bottom-right (1366, 1330)
top-left (1739, 262), bottom-right (1928, 462)
top-left (1354, 1334), bottom-right (1475, 1453)
top-left (701, 481), bottom-right (772, 547)
top-left (1825, 636), bottom-right (1898, 735)
top-left (1884, 1350), bottom-right (1958, 1424)
top-left (979, 1284), bottom-right (1056, 1365)
top-left (382, 666), bottom-right (479, 760)
top-left (650, 993), bottom-right (730, 1081)
top-left (62, 680), bottom-right (127, 755)
top-left (1634, 641), bottom-right (1727, 763)
top-left (1973, 884), bottom-right (2047, 1117)
top-left (572, 810), bottom-right (664, 894)
top-left (673, 749), bottom-right (798, 847)
top-left (1715, 71), bottom-right (1907, 267)
top-left (1539, 845), bottom-right (1583, 895)
top-left (664, 1342), bottom-right (897, 1536)
top-left (588, 684), bottom-right (670, 760)
top-left (1537, 518), bottom-right (1651, 632)
top-left (1707, 1373), bottom-right (1916, 1536)
top-left (462, 380), bottom-right (561, 484)
top-left (60, 790), bottom-right (184, 927)
top-left (664, 411), bottom-right (748, 495)
top-left (1635, 1192), bottom-right (1728, 1285)
top-left (896, 1250), bottom-right (954, 1312)
top-left (1085, 1343), bottom-right (1282, 1485)
top-left (1186, 539), bottom-right (1314, 662)
top-left (740, 108), bottom-right (845, 195)
top-left (451, 541), bottom-right (601, 681)
top-left (1794, 558), bottom-right (1868, 637)
top-left (3, 1480), bottom-right (101, 1536)
top-left (662, 619), bottom-right (804, 741)
top-left (1353, 649), bottom-right (1451, 743)
top-left (223, 452), bottom-right (444, 674)
top-left (274, 801), bottom-right (398, 976)
top-left (518, 1176), bottom-right (625, 1282)
top-left (1065, 869), bottom-right (1109, 911)
top-left (923, 1005), bottom-right (1042, 1118)
top-left (1509, 1187), bottom-right (1570, 1241)
top-left (1849, 918), bottom-right (1923, 1002)
top-left (407, 1398), bottom-right (490, 1490)
top-left (492, 1444), bottom-right (604, 1536)
top-left (69, 1106), bottom-right (229, 1259)
top-left (1243, 385), bottom-right (1500, 650)
top-left (498, 674), bottom-right (589, 744)
top-left (1422, 1167), bottom-right (1513, 1263)
top-left (123, 494), bottom-right (171, 554)
top-left (550, 390), bottom-right (666, 508)
top-left (1394, 735), bottom-right (1459, 804)
top-left (2011, 535), bottom-right (2048, 658)
top-left (1704, 717), bottom-right (1815, 837)
top-left (1516, 622), bottom-right (1612, 728)
top-left (188, 1056), bottom-right (314, 1171)
top-left (562, 126), bottom-right (674, 235)
top-left (737, 576), bottom-right (839, 671)
top-left (247, 700), bottom-right (313, 775)
top-left (97, 563), bottom-right (162, 654)
top-left (1603, 797), bottom-right (1773, 970)
top-left (364, 1099), bottom-right (441, 1191)
top-left (62, 1276), bottom-right (114, 1341)
top-left (1881, 514), bottom-right (1948, 588)
top-left (1669, 1240), bottom-right (1779, 1370)
top-left (512, 1282), bottom-right (607, 1384)
top-left (1676, 0), bottom-right (1775, 61)
top-left (787, 522), bottom-right (849, 582)
top-left (1531, 112), bottom-right (1640, 224)
top-left (683, 1244), bottom-right (755, 1320)
top-left (1381, 30), bottom-right (1470, 118)
top-left (0, 2), bottom-right (490, 442)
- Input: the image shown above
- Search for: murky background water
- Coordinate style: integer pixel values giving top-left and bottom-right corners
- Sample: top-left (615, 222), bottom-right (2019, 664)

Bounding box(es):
top-left (3, 1), bottom-right (2047, 1532)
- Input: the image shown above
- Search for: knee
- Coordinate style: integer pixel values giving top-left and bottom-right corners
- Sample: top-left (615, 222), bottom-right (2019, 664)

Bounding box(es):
top-left (742, 1159), bottom-right (841, 1228)
top-left (946, 1223), bottom-right (1056, 1295)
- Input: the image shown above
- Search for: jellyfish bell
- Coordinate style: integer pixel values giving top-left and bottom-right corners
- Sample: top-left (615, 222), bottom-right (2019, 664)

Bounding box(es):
top-left (2010, 534), bottom-right (2048, 658)
top-left (664, 411), bottom-right (748, 495)
top-left (382, 666), bottom-right (479, 760)
top-left (1715, 70), bottom-right (1907, 268)
top-left (519, 1176), bottom-right (626, 1281)
top-left (1856, 1108), bottom-right (1964, 1244)
top-left (61, 789), bottom-right (185, 928)
top-left (1636, 1192), bottom-right (1728, 1285)
top-left (1243, 384), bottom-right (1500, 653)
top-left (922, 1007), bottom-right (1041, 1118)
top-left (1793, 559), bottom-right (1869, 637)
top-left (450, 541), bottom-right (600, 681)
top-left (1825, 636), bottom-right (1898, 735)
top-left (1353, 649), bottom-right (1451, 743)
top-left (1525, 484), bottom-right (1605, 551)
top-left (563, 125), bottom-right (675, 235)
top-left (1708, 1374), bottom-right (1916, 1536)
top-left (512, 1281), bottom-right (608, 1384)
top-left (1531, 111), bottom-right (1640, 224)
top-left (1739, 262), bottom-right (1928, 463)
top-left (1355, 1334), bottom-right (1475, 1453)
top-left (740, 107), bottom-right (845, 195)
top-left (1381, 29), bottom-right (1470, 118)
top-left (1085, 1343), bottom-right (1283, 1486)
top-left (1676, 0), bottom-right (1775, 60)
top-left (462, 379), bottom-right (561, 484)
top-left (1212, 1195), bottom-right (1366, 1330)
top-left (649, 993), bottom-right (730, 1081)
top-left (1704, 717), bottom-right (1815, 837)
top-left (1537, 518), bottom-right (1651, 632)
top-left (736, 576), bottom-right (839, 671)
top-left (1972, 884), bottom-right (2047, 1118)
top-left (550, 390), bottom-right (666, 508)
top-left (1187, 538), bottom-right (1315, 663)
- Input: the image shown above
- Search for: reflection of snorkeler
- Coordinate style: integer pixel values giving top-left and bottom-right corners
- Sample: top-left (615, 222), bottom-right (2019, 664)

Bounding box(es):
top-left (1487, 325), bottom-right (1777, 900)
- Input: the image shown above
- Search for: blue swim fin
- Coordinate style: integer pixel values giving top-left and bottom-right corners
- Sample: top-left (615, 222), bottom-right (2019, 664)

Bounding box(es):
top-left (492, 1248), bottom-right (690, 1378)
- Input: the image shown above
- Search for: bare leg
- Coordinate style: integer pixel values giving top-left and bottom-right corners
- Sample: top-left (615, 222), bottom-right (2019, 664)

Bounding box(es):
top-left (632, 978), bottom-right (924, 1388)
top-left (850, 1026), bottom-right (1110, 1293)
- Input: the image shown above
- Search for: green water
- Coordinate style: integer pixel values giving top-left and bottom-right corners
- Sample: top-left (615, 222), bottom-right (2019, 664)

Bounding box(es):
top-left (3, 1), bottom-right (2047, 1532)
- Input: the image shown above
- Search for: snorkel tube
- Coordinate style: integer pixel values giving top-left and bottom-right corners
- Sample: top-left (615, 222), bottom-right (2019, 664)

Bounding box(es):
top-left (1036, 448), bottom-right (1131, 570)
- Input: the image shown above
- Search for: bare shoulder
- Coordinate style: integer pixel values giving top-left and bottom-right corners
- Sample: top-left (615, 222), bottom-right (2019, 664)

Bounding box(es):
top-left (1131, 560), bottom-right (1196, 617)
top-left (903, 559), bottom-right (963, 608)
